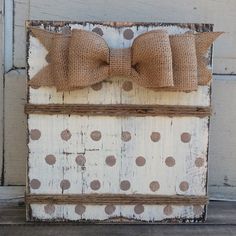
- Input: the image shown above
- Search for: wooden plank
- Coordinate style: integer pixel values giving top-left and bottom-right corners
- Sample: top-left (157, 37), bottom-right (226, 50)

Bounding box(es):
top-left (208, 75), bottom-right (236, 200)
top-left (26, 194), bottom-right (208, 205)
top-left (0, 0), bottom-right (3, 184)
top-left (4, 70), bottom-right (27, 185)
top-left (25, 104), bottom-right (211, 117)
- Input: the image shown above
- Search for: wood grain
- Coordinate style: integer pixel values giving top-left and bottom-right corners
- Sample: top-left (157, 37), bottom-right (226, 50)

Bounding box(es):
top-left (26, 194), bottom-right (208, 205)
top-left (25, 104), bottom-right (211, 117)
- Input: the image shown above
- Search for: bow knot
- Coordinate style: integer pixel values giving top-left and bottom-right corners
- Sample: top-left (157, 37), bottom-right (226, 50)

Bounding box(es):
top-left (109, 48), bottom-right (132, 77)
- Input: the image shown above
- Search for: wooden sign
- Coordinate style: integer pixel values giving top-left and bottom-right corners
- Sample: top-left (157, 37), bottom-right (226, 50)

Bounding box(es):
top-left (26, 21), bottom-right (213, 223)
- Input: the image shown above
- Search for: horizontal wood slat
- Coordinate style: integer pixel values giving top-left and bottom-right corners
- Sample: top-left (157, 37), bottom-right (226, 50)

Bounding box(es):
top-left (26, 194), bottom-right (208, 205)
top-left (25, 104), bottom-right (211, 117)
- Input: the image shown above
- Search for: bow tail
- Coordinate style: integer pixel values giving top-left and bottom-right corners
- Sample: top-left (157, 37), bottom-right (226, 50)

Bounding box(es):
top-left (196, 32), bottom-right (223, 85)
top-left (28, 64), bottom-right (54, 88)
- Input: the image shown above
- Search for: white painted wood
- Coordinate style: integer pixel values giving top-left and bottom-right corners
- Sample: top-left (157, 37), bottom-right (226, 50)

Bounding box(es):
top-left (31, 204), bottom-right (204, 222)
top-left (4, 0), bottom-right (13, 72)
top-left (27, 23), bottom-right (210, 222)
top-left (28, 23), bottom-right (210, 107)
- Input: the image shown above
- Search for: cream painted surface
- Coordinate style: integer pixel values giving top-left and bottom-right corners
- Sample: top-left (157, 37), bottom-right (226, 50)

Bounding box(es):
top-left (31, 204), bottom-right (204, 222)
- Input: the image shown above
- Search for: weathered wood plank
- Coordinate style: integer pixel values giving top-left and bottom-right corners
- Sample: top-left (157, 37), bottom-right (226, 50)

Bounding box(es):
top-left (4, 70), bottom-right (27, 185)
top-left (25, 104), bottom-right (211, 117)
top-left (26, 194), bottom-right (208, 205)
top-left (0, 0), bottom-right (3, 184)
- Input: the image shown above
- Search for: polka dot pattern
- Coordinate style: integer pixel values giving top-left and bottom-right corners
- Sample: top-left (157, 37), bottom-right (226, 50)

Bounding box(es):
top-left (45, 154), bottom-right (56, 165)
top-left (75, 205), bottom-right (86, 215)
top-left (135, 156), bottom-right (146, 166)
top-left (122, 81), bottom-right (133, 91)
top-left (75, 155), bottom-right (86, 166)
top-left (90, 130), bottom-right (102, 141)
top-left (90, 180), bottom-right (101, 190)
top-left (181, 132), bottom-right (191, 143)
top-left (150, 132), bottom-right (160, 142)
top-left (60, 179), bottom-right (71, 190)
top-left (134, 204), bottom-right (144, 214)
top-left (149, 181), bottom-right (160, 192)
top-left (91, 82), bottom-right (103, 91)
top-left (92, 27), bottom-right (103, 36)
top-left (121, 131), bottom-right (131, 142)
top-left (179, 181), bottom-right (189, 192)
top-left (165, 156), bottom-right (175, 167)
top-left (195, 157), bottom-right (204, 167)
top-left (193, 205), bottom-right (203, 215)
top-left (123, 29), bottom-right (134, 40)
top-left (105, 155), bottom-right (116, 167)
top-left (120, 180), bottom-right (131, 191)
top-left (44, 204), bottom-right (55, 215)
top-left (30, 179), bottom-right (41, 189)
top-left (61, 129), bottom-right (71, 141)
top-left (163, 205), bottom-right (173, 216)
top-left (105, 204), bottom-right (116, 215)
top-left (30, 129), bottom-right (41, 140)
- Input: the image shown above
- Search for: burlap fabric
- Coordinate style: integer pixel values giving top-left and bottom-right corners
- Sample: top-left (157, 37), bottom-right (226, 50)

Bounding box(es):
top-left (29, 28), bottom-right (222, 91)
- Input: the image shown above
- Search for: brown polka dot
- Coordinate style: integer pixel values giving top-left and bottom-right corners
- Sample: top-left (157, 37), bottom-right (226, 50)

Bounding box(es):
top-left (90, 130), bottom-right (102, 141)
top-left (90, 180), bottom-right (101, 190)
top-left (30, 179), bottom-right (41, 189)
top-left (193, 205), bottom-right (203, 215)
top-left (123, 29), bottom-right (134, 40)
top-left (179, 181), bottom-right (189, 192)
top-left (92, 27), bottom-right (103, 36)
top-left (105, 155), bottom-right (116, 167)
top-left (163, 205), bottom-right (173, 216)
top-left (75, 205), bottom-right (86, 215)
top-left (61, 129), bottom-right (72, 141)
top-left (135, 156), bottom-right (146, 166)
top-left (120, 180), bottom-right (131, 191)
top-left (134, 204), bottom-right (144, 214)
top-left (165, 156), bottom-right (175, 167)
top-left (60, 179), bottom-right (71, 190)
top-left (44, 204), bottom-right (55, 215)
top-left (122, 81), bottom-right (133, 91)
top-left (30, 84), bottom-right (40, 89)
top-left (121, 131), bottom-right (131, 142)
top-left (181, 132), bottom-right (191, 143)
top-left (150, 132), bottom-right (161, 142)
top-left (75, 155), bottom-right (86, 166)
top-left (149, 181), bottom-right (160, 192)
top-left (195, 157), bottom-right (204, 167)
top-left (91, 82), bottom-right (103, 91)
top-left (45, 154), bottom-right (56, 165)
top-left (30, 129), bottom-right (41, 140)
top-left (105, 204), bottom-right (116, 215)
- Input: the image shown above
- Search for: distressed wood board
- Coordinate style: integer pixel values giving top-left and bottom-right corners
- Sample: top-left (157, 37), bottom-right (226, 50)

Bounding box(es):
top-left (26, 21), bottom-right (213, 223)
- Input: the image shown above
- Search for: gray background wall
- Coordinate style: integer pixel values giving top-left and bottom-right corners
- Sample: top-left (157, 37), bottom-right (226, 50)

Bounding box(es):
top-left (0, 0), bottom-right (236, 200)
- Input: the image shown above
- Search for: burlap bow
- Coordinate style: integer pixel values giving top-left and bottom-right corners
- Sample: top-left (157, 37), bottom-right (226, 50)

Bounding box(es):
top-left (29, 28), bottom-right (222, 91)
